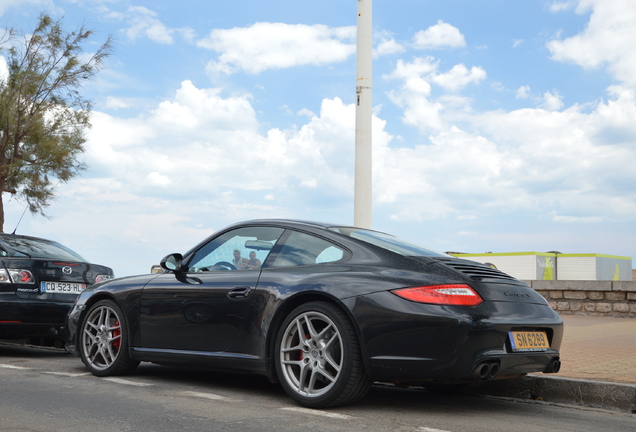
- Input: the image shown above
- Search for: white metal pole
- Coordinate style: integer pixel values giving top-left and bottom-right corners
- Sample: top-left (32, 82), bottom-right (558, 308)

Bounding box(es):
top-left (354, 0), bottom-right (373, 229)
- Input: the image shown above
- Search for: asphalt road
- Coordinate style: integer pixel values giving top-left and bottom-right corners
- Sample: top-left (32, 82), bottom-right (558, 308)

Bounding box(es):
top-left (0, 343), bottom-right (634, 432)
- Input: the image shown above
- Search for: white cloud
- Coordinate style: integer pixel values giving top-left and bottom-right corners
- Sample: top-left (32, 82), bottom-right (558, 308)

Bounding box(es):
top-left (84, 82), bottom-right (383, 216)
top-left (375, 52), bottom-right (636, 230)
top-left (549, 1), bottom-right (578, 12)
top-left (373, 31), bottom-right (405, 57)
top-left (384, 57), bottom-right (486, 133)
top-left (516, 85), bottom-right (531, 99)
top-left (198, 23), bottom-right (356, 75)
top-left (547, 0), bottom-right (636, 86)
top-left (123, 6), bottom-right (175, 44)
top-left (552, 215), bottom-right (603, 223)
top-left (432, 64), bottom-right (487, 92)
top-left (107, 6), bottom-right (195, 45)
top-left (413, 20), bottom-right (466, 50)
top-left (385, 57), bottom-right (438, 94)
top-left (147, 172), bottom-right (171, 187)
top-left (539, 90), bottom-right (564, 111)
top-left (375, 125), bottom-right (518, 221)
top-left (386, 68), bottom-right (444, 133)
top-left (104, 96), bottom-right (130, 109)
top-left (374, 37), bottom-right (405, 57)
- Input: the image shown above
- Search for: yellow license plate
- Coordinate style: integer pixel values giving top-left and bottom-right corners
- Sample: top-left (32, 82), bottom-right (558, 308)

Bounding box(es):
top-left (509, 331), bottom-right (549, 352)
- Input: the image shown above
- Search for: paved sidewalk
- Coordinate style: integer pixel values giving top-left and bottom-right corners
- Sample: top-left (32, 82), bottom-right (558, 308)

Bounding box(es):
top-left (550, 314), bottom-right (636, 385)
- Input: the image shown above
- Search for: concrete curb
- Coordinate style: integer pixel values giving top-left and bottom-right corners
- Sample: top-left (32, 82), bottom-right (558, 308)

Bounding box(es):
top-left (477, 375), bottom-right (636, 414)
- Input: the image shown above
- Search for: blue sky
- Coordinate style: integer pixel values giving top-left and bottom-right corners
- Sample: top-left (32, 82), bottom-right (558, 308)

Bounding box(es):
top-left (1, 0), bottom-right (635, 277)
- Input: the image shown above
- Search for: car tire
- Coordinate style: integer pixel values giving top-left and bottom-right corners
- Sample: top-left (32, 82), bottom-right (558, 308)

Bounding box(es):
top-left (79, 299), bottom-right (139, 376)
top-left (275, 301), bottom-right (372, 408)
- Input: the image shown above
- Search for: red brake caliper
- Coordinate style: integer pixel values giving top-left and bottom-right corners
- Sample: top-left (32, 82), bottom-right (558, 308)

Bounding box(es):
top-left (112, 320), bottom-right (121, 351)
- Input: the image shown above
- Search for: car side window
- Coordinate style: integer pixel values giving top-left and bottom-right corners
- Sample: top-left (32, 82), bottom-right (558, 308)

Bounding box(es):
top-left (270, 231), bottom-right (345, 268)
top-left (187, 227), bottom-right (284, 272)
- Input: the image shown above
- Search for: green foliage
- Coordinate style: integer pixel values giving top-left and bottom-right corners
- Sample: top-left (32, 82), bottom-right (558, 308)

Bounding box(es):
top-left (0, 13), bottom-right (112, 231)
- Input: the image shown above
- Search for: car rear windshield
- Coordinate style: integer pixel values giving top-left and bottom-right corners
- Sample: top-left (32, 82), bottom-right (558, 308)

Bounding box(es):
top-left (0, 236), bottom-right (86, 261)
top-left (328, 227), bottom-right (448, 258)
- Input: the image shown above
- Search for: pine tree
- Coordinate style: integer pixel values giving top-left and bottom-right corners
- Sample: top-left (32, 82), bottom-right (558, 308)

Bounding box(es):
top-left (0, 13), bottom-right (112, 231)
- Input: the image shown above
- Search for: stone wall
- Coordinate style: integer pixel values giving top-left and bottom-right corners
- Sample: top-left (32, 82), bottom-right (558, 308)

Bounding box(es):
top-left (523, 280), bottom-right (636, 318)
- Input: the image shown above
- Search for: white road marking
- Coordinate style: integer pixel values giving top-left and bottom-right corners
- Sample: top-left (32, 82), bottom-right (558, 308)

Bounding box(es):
top-left (44, 371), bottom-right (92, 377)
top-left (280, 407), bottom-right (354, 420)
top-left (0, 364), bottom-right (30, 370)
top-left (417, 427), bottom-right (453, 432)
top-left (102, 377), bottom-right (153, 386)
top-left (181, 391), bottom-right (242, 402)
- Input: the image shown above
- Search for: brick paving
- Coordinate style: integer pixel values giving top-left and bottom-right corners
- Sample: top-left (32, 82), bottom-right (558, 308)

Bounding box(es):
top-left (549, 314), bottom-right (636, 384)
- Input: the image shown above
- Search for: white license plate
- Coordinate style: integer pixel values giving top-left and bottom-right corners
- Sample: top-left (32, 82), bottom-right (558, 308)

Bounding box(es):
top-left (40, 281), bottom-right (86, 294)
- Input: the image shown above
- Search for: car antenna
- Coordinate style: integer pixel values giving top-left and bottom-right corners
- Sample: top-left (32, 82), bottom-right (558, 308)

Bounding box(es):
top-left (11, 205), bottom-right (29, 235)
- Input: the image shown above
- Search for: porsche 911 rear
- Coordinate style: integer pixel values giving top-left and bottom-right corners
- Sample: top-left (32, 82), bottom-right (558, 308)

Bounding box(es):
top-left (349, 257), bottom-right (563, 384)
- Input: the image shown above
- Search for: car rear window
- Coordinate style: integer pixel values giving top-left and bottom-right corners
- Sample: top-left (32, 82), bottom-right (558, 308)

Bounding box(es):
top-left (328, 227), bottom-right (448, 258)
top-left (0, 236), bottom-right (86, 261)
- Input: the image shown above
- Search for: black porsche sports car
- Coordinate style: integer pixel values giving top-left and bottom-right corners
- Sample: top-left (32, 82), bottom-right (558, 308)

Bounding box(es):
top-left (0, 233), bottom-right (114, 346)
top-left (65, 219), bottom-right (562, 408)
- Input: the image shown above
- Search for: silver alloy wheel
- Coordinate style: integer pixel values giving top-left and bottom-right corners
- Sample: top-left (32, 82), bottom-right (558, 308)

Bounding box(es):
top-left (279, 310), bottom-right (343, 398)
top-left (81, 304), bottom-right (123, 371)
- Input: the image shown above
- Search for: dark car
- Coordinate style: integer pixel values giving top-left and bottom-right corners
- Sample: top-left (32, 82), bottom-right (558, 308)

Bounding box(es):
top-left (0, 233), bottom-right (114, 346)
top-left (65, 219), bottom-right (562, 408)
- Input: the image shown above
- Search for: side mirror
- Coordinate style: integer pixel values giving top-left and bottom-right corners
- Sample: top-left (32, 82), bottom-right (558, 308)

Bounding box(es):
top-left (160, 253), bottom-right (183, 272)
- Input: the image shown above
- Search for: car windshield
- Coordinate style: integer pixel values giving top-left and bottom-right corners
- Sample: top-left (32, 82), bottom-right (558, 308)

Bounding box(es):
top-left (329, 227), bottom-right (448, 258)
top-left (0, 236), bottom-right (86, 261)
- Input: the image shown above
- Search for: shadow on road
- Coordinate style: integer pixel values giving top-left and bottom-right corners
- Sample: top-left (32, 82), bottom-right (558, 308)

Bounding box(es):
top-left (0, 341), bottom-right (69, 358)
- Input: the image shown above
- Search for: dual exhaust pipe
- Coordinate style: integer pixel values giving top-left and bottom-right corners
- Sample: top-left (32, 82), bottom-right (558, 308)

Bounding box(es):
top-left (471, 357), bottom-right (561, 380)
top-left (472, 361), bottom-right (500, 380)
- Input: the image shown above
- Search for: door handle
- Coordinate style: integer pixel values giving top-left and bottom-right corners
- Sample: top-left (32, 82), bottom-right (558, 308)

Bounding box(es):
top-left (227, 286), bottom-right (252, 300)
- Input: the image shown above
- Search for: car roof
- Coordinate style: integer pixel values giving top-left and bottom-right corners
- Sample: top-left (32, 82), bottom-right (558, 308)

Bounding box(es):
top-left (225, 218), bottom-right (357, 231)
top-left (0, 233), bottom-right (58, 243)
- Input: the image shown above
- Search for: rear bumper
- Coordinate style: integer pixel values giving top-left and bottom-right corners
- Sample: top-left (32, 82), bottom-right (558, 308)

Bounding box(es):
top-left (0, 296), bottom-right (73, 339)
top-left (0, 296), bottom-right (74, 323)
top-left (366, 349), bottom-right (561, 382)
top-left (0, 322), bottom-right (66, 340)
top-left (345, 291), bottom-right (564, 382)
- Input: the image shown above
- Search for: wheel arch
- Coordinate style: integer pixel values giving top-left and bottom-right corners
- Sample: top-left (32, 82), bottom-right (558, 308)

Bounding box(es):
top-left (264, 292), bottom-right (366, 383)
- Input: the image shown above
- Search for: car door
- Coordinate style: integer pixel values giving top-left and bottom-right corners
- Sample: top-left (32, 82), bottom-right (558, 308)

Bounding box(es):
top-left (139, 226), bottom-right (284, 352)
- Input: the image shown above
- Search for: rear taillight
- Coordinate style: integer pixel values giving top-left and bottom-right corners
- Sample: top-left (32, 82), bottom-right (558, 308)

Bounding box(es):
top-left (0, 269), bottom-right (35, 284)
top-left (17, 270), bottom-right (33, 283)
top-left (391, 284), bottom-right (484, 306)
top-left (0, 270), bottom-right (11, 283)
top-left (94, 274), bottom-right (114, 284)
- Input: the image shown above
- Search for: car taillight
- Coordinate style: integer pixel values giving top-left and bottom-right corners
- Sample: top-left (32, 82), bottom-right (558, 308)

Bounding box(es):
top-left (0, 270), bottom-right (11, 283)
top-left (391, 284), bottom-right (484, 306)
top-left (0, 269), bottom-right (35, 284)
top-left (94, 274), bottom-right (114, 284)
top-left (17, 270), bottom-right (33, 283)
